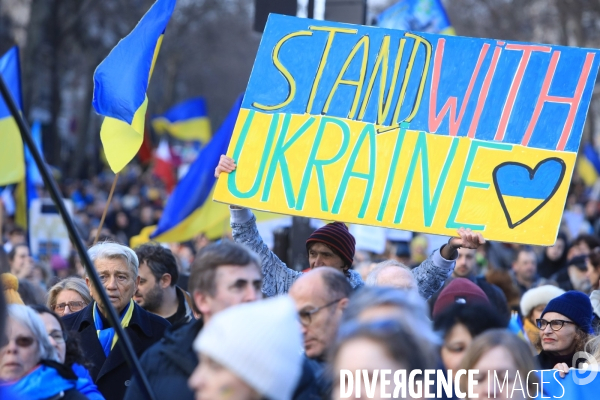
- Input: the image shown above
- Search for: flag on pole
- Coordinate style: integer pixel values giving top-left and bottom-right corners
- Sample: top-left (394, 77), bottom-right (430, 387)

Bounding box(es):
top-left (92, 0), bottom-right (176, 173)
top-left (152, 97), bottom-right (211, 142)
top-left (377, 0), bottom-right (455, 35)
top-left (0, 46), bottom-right (25, 186)
top-left (150, 96), bottom-right (243, 242)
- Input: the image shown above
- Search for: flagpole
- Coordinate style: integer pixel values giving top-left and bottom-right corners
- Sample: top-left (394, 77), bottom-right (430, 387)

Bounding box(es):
top-left (94, 173), bottom-right (119, 245)
top-left (0, 75), bottom-right (157, 400)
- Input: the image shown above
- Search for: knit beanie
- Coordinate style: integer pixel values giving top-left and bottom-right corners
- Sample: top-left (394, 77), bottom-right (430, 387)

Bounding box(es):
top-left (520, 285), bottom-right (565, 318)
top-left (541, 291), bottom-right (594, 334)
top-left (193, 296), bottom-right (303, 400)
top-left (1, 273), bottom-right (24, 305)
top-left (433, 278), bottom-right (490, 318)
top-left (306, 222), bottom-right (355, 266)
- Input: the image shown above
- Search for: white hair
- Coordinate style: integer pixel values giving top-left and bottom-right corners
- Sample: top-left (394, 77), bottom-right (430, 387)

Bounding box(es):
top-left (87, 241), bottom-right (139, 277)
top-left (341, 286), bottom-right (440, 346)
top-left (365, 259), bottom-right (413, 287)
top-left (7, 304), bottom-right (58, 362)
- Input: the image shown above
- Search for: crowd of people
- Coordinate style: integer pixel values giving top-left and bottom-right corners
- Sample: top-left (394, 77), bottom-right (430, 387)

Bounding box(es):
top-left (0, 154), bottom-right (600, 399)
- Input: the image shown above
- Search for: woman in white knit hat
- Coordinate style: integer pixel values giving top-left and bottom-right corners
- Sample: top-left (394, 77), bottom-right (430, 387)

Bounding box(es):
top-left (519, 285), bottom-right (564, 349)
top-left (188, 295), bottom-right (303, 400)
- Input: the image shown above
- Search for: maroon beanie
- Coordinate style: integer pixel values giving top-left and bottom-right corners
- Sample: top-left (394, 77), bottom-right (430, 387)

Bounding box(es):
top-left (306, 222), bottom-right (356, 267)
top-left (432, 278), bottom-right (490, 318)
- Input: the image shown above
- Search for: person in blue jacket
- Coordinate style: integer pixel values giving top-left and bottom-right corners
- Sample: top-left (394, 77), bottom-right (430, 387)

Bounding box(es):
top-left (0, 304), bottom-right (87, 399)
top-left (31, 305), bottom-right (104, 400)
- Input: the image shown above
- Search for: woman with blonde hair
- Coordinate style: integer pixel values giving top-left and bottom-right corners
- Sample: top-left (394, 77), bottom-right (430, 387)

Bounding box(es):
top-left (47, 277), bottom-right (92, 316)
top-left (459, 329), bottom-right (539, 399)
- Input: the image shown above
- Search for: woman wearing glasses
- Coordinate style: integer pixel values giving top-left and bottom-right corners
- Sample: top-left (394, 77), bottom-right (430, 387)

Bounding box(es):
top-left (47, 277), bottom-right (92, 316)
top-left (0, 304), bottom-right (87, 399)
top-left (31, 305), bottom-right (104, 400)
top-left (535, 291), bottom-right (595, 370)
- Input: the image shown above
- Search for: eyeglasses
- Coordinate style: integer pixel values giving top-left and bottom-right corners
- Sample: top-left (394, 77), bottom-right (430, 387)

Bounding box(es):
top-left (52, 301), bottom-right (85, 314)
top-left (536, 319), bottom-right (576, 331)
top-left (298, 298), bottom-right (343, 326)
top-left (48, 330), bottom-right (65, 344)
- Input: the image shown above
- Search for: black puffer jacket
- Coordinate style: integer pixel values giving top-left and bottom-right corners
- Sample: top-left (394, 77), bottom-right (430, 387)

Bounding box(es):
top-left (124, 319), bottom-right (203, 400)
top-left (124, 318), bottom-right (323, 400)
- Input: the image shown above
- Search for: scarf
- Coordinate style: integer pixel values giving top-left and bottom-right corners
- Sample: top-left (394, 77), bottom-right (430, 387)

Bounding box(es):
top-left (93, 299), bottom-right (134, 357)
top-left (0, 362), bottom-right (79, 400)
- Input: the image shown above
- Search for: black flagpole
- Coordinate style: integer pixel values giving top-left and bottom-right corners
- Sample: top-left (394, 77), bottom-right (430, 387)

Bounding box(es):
top-left (0, 75), bottom-right (157, 400)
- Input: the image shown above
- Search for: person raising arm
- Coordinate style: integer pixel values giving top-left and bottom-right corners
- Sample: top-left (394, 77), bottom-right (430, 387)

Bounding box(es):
top-left (215, 155), bottom-right (485, 299)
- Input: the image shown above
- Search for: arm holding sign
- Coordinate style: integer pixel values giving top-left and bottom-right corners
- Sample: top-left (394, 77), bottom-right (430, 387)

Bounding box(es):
top-left (415, 228), bottom-right (485, 300)
top-left (230, 207), bottom-right (303, 296)
top-left (216, 155), bottom-right (483, 299)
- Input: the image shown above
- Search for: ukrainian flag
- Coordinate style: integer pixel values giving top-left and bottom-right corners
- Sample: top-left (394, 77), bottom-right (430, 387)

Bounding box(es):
top-left (150, 96), bottom-right (243, 242)
top-left (152, 97), bottom-right (211, 142)
top-left (577, 143), bottom-right (600, 186)
top-left (92, 0), bottom-right (176, 173)
top-left (0, 46), bottom-right (25, 186)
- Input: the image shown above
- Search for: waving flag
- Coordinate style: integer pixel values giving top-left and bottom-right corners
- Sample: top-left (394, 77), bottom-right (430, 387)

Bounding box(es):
top-left (577, 143), bottom-right (600, 186)
top-left (150, 96), bottom-right (243, 242)
top-left (377, 0), bottom-right (455, 35)
top-left (92, 0), bottom-right (176, 173)
top-left (0, 46), bottom-right (25, 186)
top-left (152, 97), bottom-right (211, 142)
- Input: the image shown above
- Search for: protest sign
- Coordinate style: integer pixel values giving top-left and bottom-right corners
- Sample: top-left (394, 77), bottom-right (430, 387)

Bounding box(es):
top-left (29, 198), bottom-right (73, 259)
top-left (214, 14), bottom-right (600, 245)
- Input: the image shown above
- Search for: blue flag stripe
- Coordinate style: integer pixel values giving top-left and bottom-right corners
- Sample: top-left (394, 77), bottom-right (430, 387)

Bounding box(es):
top-left (0, 47), bottom-right (22, 117)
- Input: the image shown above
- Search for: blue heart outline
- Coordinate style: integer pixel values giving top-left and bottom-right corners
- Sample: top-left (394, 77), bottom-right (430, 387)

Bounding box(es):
top-left (492, 157), bottom-right (566, 229)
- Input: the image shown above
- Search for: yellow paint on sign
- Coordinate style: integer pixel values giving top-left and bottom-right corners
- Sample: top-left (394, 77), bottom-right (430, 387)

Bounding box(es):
top-left (214, 109), bottom-right (575, 245)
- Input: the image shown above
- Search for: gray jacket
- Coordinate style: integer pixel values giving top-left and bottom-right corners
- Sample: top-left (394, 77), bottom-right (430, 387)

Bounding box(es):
top-left (231, 208), bottom-right (456, 299)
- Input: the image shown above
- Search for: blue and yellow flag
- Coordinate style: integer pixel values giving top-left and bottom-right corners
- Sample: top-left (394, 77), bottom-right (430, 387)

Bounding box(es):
top-left (577, 143), bottom-right (600, 186)
top-left (150, 96), bottom-right (243, 242)
top-left (152, 97), bottom-right (211, 142)
top-left (92, 0), bottom-right (176, 173)
top-left (377, 0), bottom-right (455, 35)
top-left (0, 46), bottom-right (25, 186)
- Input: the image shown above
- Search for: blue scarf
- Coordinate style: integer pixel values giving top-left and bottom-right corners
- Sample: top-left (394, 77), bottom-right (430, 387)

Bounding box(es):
top-left (93, 299), bottom-right (134, 357)
top-left (1, 364), bottom-right (79, 400)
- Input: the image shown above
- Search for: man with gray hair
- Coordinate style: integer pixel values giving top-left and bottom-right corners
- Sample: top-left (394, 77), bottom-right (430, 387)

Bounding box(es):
top-left (63, 242), bottom-right (170, 400)
top-left (365, 260), bottom-right (417, 292)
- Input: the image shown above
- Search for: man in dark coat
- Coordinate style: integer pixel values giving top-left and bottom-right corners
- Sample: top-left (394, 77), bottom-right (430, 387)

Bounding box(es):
top-left (124, 240), bottom-right (321, 400)
top-left (63, 242), bottom-right (170, 400)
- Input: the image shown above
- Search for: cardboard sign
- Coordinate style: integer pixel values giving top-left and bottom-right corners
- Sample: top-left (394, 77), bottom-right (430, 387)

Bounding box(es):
top-left (214, 14), bottom-right (600, 245)
top-left (29, 198), bottom-right (73, 259)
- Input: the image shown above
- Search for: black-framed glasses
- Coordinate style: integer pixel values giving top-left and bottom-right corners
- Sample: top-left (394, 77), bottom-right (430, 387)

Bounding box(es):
top-left (536, 319), bottom-right (575, 331)
top-left (52, 301), bottom-right (85, 314)
top-left (298, 298), bottom-right (343, 326)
